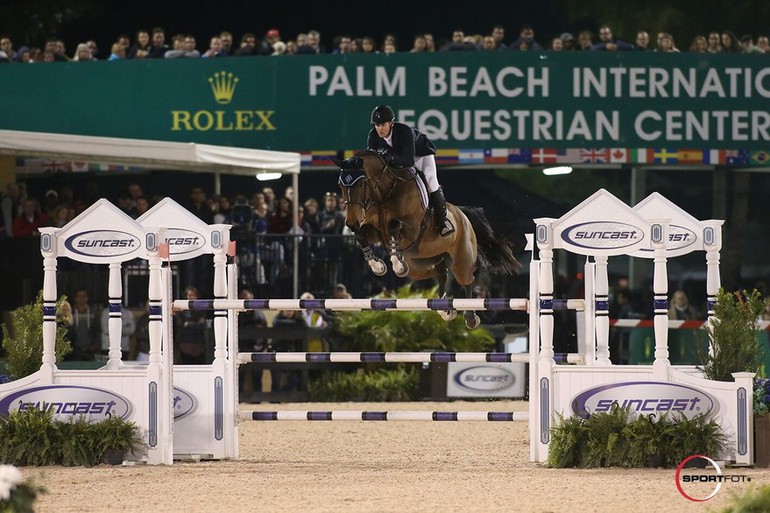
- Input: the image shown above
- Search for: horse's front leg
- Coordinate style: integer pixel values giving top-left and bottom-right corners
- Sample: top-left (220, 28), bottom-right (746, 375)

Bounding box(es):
top-left (461, 283), bottom-right (481, 329)
top-left (387, 219), bottom-right (409, 277)
top-left (353, 225), bottom-right (386, 276)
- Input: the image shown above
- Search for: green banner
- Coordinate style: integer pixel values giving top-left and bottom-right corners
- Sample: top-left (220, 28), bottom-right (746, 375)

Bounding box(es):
top-left (1, 52), bottom-right (769, 154)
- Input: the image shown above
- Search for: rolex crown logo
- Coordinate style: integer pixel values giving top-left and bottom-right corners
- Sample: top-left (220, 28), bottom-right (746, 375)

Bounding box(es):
top-left (208, 71), bottom-right (239, 105)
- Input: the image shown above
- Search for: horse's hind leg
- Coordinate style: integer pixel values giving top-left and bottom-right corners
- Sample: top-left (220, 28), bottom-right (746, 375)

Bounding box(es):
top-left (435, 262), bottom-right (457, 322)
top-left (355, 228), bottom-right (386, 276)
top-left (387, 219), bottom-right (409, 277)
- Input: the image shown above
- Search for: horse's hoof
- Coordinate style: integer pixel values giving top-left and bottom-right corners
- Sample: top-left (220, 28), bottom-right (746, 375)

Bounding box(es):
top-left (369, 259), bottom-right (387, 276)
top-left (438, 310), bottom-right (457, 322)
top-left (394, 263), bottom-right (409, 277)
top-left (464, 313), bottom-right (481, 329)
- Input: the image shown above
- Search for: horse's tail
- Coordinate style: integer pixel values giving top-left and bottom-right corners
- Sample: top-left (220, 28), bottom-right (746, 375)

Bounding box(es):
top-left (459, 206), bottom-right (522, 275)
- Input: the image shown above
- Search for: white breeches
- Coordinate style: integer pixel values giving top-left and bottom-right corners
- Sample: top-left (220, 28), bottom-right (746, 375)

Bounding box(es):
top-left (414, 155), bottom-right (440, 193)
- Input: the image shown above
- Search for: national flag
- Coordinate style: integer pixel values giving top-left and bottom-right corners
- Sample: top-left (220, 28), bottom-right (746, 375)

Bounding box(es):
top-left (725, 150), bottom-right (750, 165)
top-left (41, 160), bottom-right (71, 172)
top-left (483, 148), bottom-right (508, 164)
top-left (300, 152), bottom-right (313, 167)
top-left (750, 150), bottom-right (770, 166)
top-left (71, 161), bottom-right (89, 172)
top-left (531, 148), bottom-right (559, 164)
top-left (652, 149), bottom-right (679, 164)
top-left (311, 150), bottom-right (338, 166)
top-left (609, 148), bottom-right (628, 163)
top-left (507, 148), bottom-right (532, 164)
top-left (579, 148), bottom-right (610, 164)
top-left (459, 149), bottom-right (484, 165)
top-left (436, 149), bottom-right (459, 165)
top-left (703, 149), bottom-right (724, 165)
top-left (677, 149), bottom-right (704, 165)
top-left (629, 148), bottom-right (653, 164)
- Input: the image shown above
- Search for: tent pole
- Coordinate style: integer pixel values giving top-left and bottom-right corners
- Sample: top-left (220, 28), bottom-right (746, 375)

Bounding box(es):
top-left (214, 171), bottom-right (221, 196)
top-left (293, 172), bottom-right (299, 298)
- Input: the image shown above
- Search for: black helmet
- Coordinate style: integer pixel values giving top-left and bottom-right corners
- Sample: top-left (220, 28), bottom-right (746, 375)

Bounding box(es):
top-left (371, 105), bottom-right (395, 124)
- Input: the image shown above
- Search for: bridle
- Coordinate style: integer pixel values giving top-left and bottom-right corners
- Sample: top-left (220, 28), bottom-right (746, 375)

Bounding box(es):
top-left (342, 151), bottom-right (414, 213)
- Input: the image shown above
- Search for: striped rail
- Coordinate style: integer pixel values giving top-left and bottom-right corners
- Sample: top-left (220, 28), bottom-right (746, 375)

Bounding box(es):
top-left (241, 411), bottom-right (529, 421)
top-left (174, 298), bottom-right (583, 312)
top-left (239, 351), bottom-right (584, 365)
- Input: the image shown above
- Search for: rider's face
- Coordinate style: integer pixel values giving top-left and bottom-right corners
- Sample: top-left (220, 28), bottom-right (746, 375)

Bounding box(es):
top-left (374, 121), bottom-right (393, 138)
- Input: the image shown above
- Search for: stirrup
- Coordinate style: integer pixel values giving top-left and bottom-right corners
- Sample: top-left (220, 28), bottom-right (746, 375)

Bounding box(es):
top-left (438, 218), bottom-right (455, 237)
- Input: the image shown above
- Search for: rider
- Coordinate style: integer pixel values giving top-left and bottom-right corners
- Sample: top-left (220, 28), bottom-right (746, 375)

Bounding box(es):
top-left (367, 105), bottom-right (454, 237)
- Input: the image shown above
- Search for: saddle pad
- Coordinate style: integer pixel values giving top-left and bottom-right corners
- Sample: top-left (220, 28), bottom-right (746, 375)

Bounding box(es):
top-left (413, 168), bottom-right (429, 210)
top-left (338, 169), bottom-right (365, 187)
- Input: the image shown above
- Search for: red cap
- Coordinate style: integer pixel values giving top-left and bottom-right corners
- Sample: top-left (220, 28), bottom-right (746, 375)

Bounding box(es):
top-left (267, 29), bottom-right (280, 38)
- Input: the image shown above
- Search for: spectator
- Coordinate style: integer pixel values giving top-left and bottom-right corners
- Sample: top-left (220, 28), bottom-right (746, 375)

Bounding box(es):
top-left (757, 36), bottom-right (769, 53)
top-left (14, 46), bottom-right (31, 63)
top-left (560, 32), bottom-right (575, 50)
top-left (423, 33), bottom-right (436, 52)
top-left (12, 198), bottom-right (48, 237)
top-left (410, 34), bottom-right (427, 53)
top-left (262, 187), bottom-right (276, 214)
top-left (332, 283), bottom-right (352, 299)
top-left (577, 30), bottom-right (593, 51)
top-left (175, 286), bottom-right (210, 364)
top-left (0, 36), bottom-right (15, 61)
top-left (146, 27), bottom-right (169, 58)
top-left (202, 36), bottom-right (226, 58)
top-left (635, 31), bottom-right (651, 51)
top-left (361, 36), bottom-right (377, 53)
top-left (262, 28), bottom-right (282, 55)
top-left (740, 34), bottom-right (764, 54)
top-left (234, 33), bottom-right (258, 56)
top-left (272, 41), bottom-right (287, 56)
top-left (69, 289), bottom-right (102, 360)
top-left (668, 290), bottom-right (699, 320)
top-left (491, 25), bottom-right (507, 50)
top-left (72, 43), bottom-right (95, 61)
top-left (108, 42), bottom-right (126, 60)
top-left (707, 31), bottom-right (722, 53)
top-left (509, 25), bottom-right (542, 51)
top-left (42, 189), bottom-right (59, 218)
top-left (348, 38), bottom-right (360, 53)
top-left (721, 31), bottom-right (742, 52)
top-left (58, 300), bottom-right (76, 354)
top-left (482, 35), bottom-right (497, 51)
top-left (550, 37), bottom-right (563, 51)
top-left (331, 35), bottom-right (352, 54)
top-left (443, 29), bottom-right (475, 51)
top-left (219, 31), bottom-right (234, 55)
top-left (285, 40), bottom-right (297, 55)
top-left (135, 196), bottom-right (150, 218)
top-left (86, 40), bottom-right (99, 59)
top-left (100, 303), bottom-right (136, 360)
top-left (50, 204), bottom-right (73, 228)
top-left (128, 29), bottom-right (150, 59)
top-left (689, 35), bottom-right (708, 53)
top-left (0, 182), bottom-right (21, 238)
top-left (656, 33), bottom-right (679, 52)
top-left (165, 34), bottom-right (199, 58)
top-left (591, 25), bottom-right (634, 51)
top-left (237, 288), bottom-right (268, 396)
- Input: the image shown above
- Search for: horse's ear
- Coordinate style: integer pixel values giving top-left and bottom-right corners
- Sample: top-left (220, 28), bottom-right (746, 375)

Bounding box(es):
top-left (332, 159), bottom-right (344, 168)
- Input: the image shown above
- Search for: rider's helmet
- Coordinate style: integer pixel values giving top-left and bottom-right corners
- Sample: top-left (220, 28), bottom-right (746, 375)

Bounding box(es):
top-left (371, 105), bottom-right (395, 124)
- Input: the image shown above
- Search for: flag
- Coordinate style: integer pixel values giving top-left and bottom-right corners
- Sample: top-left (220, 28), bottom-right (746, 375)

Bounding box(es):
top-left (436, 149), bottom-right (459, 165)
top-left (704, 149), bottom-right (724, 165)
top-left (41, 160), bottom-right (71, 172)
top-left (459, 149), bottom-right (484, 164)
top-left (629, 148), bottom-right (653, 164)
top-left (609, 148), bottom-right (628, 163)
top-left (311, 150), bottom-right (338, 166)
top-left (725, 150), bottom-right (750, 165)
top-left (677, 149), bottom-right (704, 165)
top-left (531, 148), bottom-right (559, 164)
top-left (71, 161), bottom-right (89, 172)
top-left (484, 148), bottom-right (508, 164)
top-left (300, 152), bottom-right (313, 167)
top-left (507, 148), bottom-right (532, 164)
top-left (652, 149), bottom-right (679, 164)
top-left (579, 148), bottom-right (610, 164)
top-left (750, 150), bottom-right (770, 166)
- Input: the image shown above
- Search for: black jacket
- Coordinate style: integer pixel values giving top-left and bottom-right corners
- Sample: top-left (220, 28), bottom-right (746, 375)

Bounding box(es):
top-left (367, 122), bottom-right (436, 168)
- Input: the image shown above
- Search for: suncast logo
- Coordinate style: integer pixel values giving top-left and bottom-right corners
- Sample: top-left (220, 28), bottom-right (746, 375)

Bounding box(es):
top-left (0, 385), bottom-right (132, 421)
top-left (208, 71), bottom-right (238, 104)
top-left (636, 224), bottom-right (697, 253)
top-left (164, 228), bottom-right (206, 256)
top-left (173, 387), bottom-right (197, 420)
top-left (170, 70), bottom-right (276, 132)
top-left (64, 230), bottom-right (140, 258)
top-left (453, 366), bottom-right (515, 392)
top-left (561, 221), bottom-right (645, 250)
top-left (570, 381), bottom-right (719, 419)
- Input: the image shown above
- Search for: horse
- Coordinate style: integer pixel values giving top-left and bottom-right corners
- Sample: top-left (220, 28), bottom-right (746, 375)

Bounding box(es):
top-left (337, 149), bottom-right (521, 329)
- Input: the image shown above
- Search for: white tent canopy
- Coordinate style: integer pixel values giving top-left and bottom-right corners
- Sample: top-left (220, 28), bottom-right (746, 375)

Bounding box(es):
top-left (0, 129), bottom-right (301, 175)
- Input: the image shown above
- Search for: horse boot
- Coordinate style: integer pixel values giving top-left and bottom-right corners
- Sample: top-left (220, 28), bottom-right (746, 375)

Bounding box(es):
top-left (429, 188), bottom-right (455, 237)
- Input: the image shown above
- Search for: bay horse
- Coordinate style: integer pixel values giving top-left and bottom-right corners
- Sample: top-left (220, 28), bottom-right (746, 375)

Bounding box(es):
top-left (337, 149), bottom-right (520, 329)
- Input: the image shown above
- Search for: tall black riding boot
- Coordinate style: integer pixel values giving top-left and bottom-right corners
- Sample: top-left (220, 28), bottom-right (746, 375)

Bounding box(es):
top-left (429, 188), bottom-right (455, 237)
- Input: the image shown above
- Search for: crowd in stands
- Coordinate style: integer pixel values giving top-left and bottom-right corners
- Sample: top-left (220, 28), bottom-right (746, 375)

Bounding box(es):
top-left (1, 23), bottom-right (769, 63)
